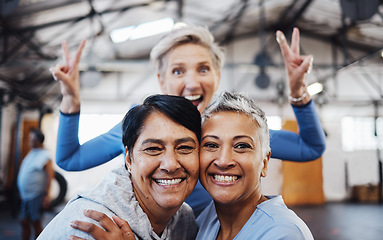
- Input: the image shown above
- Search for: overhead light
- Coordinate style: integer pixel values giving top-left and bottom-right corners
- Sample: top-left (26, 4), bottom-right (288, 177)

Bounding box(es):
top-left (110, 18), bottom-right (174, 43)
top-left (381, 50), bottom-right (383, 58)
top-left (110, 26), bottom-right (135, 43)
top-left (307, 82), bottom-right (323, 96)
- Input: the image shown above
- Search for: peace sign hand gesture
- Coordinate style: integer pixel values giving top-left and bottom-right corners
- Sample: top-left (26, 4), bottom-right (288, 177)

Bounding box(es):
top-left (276, 27), bottom-right (313, 105)
top-left (50, 39), bottom-right (87, 113)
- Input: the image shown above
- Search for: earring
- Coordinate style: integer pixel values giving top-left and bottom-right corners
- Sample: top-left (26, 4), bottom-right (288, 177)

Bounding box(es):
top-left (261, 170), bottom-right (267, 177)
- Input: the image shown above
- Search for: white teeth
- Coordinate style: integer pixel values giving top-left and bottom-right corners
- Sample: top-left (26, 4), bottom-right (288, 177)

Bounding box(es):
top-left (184, 95), bottom-right (201, 101)
top-left (156, 178), bottom-right (182, 186)
top-left (214, 175), bottom-right (238, 183)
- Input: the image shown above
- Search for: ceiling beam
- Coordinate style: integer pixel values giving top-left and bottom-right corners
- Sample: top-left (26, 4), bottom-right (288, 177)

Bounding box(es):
top-left (8, 0), bottom-right (81, 17)
top-left (7, 0), bottom-right (161, 33)
top-left (276, 0), bottom-right (314, 31)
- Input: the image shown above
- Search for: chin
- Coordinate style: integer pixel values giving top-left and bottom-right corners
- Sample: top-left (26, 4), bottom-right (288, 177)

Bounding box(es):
top-left (197, 103), bottom-right (206, 112)
top-left (159, 200), bottom-right (184, 210)
top-left (210, 191), bottom-right (238, 205)
top-left (158, 195), bottom-right (186, 209)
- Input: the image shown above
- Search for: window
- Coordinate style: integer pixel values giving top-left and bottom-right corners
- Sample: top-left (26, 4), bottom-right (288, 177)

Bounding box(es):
top-left (79, 114), bottom-right (124, 144)
top-left (342, 117), bottom-right (383, 151)
top-left (267, 116), bottom-right (282, 130)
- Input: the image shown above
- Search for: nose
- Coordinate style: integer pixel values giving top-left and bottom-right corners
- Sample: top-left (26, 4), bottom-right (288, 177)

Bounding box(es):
top-left (160, 150), bottom-right (181, 173)
top-left (214, 146), bottom-right (236, 169)
top-left (184, 71), bottom-right (200, 90)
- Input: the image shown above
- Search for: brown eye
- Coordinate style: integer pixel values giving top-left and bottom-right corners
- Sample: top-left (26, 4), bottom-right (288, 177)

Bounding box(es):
top-left (235, 143), bottom-right (251, 149)
top-left (176, 145), bottom-right (195, 154)
top-left (234, 143), bottom-right (253, 153)
top-left (202, 142), bottom-right (219, 152)
top-left (143, 147), bottom-right (163, 155)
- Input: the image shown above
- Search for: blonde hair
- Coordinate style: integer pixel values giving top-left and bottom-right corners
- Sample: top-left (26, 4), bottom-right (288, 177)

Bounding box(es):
top-left (150, 25), bottom-right (225, 75)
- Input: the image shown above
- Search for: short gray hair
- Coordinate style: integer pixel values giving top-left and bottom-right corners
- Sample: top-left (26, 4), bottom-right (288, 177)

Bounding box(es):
top-left (202, 91), bottom-right (271, 158)
top-left (150, 25), bottom-right (225, 75)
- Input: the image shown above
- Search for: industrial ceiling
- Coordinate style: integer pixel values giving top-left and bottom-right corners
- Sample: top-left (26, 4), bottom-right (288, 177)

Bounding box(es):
top-left (0, 0), bottom-right (382, 112)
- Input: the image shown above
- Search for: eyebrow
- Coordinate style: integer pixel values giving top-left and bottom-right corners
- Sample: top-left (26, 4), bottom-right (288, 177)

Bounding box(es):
top-left (169, 63), bottom-right (184, 67)
top-left (201, 135), bottom-right (219, 141)
top-left (202, 135), bottom-right (254, 142)
top-left (175, 137), bottom-right (197, 145)
top-left (197, 61), bottom-right (211, 66)
top-left (142, 137), bottom-right (196, 145)
top-left (233, 135), bottom-right (254, 142)
top-left (142, 138), bottom-right (164, 145)
top-left (170, 61), bottom-right (211, 68)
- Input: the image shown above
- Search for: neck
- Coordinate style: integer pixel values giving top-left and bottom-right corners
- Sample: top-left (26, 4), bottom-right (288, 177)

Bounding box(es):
top-left (215, 194), bottom-right (267, 240)
top-left (133, 187), bottom-right (179, 236)
top-left (148, 211), bottom-right (176, 237)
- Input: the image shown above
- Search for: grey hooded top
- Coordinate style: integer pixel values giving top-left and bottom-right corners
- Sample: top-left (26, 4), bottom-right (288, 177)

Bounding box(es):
top-left (37, 164), bottom-right (198, 240)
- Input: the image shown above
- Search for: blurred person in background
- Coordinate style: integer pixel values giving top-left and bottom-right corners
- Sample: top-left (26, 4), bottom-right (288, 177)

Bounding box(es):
top-left (17, 128), bottom-right (54, 240)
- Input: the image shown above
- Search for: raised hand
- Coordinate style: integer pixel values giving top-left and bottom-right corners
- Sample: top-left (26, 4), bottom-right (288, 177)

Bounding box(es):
top-left (69, 210), bottom-right (135, 240)
top-left (50, 39), bottom-right (86, 113)
top-left (276, 27), bottom-right (313, 105)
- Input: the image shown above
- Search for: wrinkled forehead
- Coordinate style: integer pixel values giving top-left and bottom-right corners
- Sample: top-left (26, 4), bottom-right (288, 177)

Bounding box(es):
top-left (160, 43), bottom-right (216, 72)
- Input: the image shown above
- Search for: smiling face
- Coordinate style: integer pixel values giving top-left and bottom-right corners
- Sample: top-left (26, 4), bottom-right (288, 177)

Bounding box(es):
top-left (126, 111), bottom-right (199, 213)
top-left (199, 111), bottom-right (270, 205)
top-left (158, 43), bottom-right (221, 113)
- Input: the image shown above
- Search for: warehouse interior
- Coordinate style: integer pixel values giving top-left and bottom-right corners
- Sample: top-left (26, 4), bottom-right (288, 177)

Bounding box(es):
top-left (0, 0), bottom-right (383, 239)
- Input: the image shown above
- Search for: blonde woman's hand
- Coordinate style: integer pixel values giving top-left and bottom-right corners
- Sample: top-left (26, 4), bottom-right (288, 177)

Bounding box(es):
top-left (276, 27), bottom-right (312, 105)
top-left (50, 39), bottom-right (86, 113)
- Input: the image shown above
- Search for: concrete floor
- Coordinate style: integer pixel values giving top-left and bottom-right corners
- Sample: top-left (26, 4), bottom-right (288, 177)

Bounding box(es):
top-left (290, 202), bottom-right (383, 240)
top-left (1, 201), bottom-right (383, 239)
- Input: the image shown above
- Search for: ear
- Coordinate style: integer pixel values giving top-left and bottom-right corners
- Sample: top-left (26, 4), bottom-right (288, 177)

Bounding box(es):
top-left (261, 152), bottom-right (271, 178)
top-left (125, 147), bottom-right (132, 171)
top-left (157, 73), bottom-right (167, 93)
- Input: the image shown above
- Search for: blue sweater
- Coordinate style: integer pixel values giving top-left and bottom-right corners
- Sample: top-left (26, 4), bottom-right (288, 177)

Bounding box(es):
top-left (56, 100), bottom-right (325, 216)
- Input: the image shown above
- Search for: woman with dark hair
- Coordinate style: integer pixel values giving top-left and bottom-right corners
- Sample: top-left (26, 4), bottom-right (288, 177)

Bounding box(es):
top-left (37, 95), bottom-right (201, 239)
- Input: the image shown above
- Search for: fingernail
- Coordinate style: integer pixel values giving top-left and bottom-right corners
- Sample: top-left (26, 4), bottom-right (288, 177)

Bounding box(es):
top-left (70, 221), bottom-right (78, 228)
top-left (83, 209), bottom-right (91, 216)
top-left (276, 31), bottom-right (285, 44)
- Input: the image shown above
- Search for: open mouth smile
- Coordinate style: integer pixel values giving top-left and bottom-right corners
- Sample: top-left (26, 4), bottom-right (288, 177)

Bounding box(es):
top-left (184, 95), bottom-right (203, 107)
top-left (213, 174), bottom-right (239, 183)
top-left (154, 178), bottom-right (184, 186)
